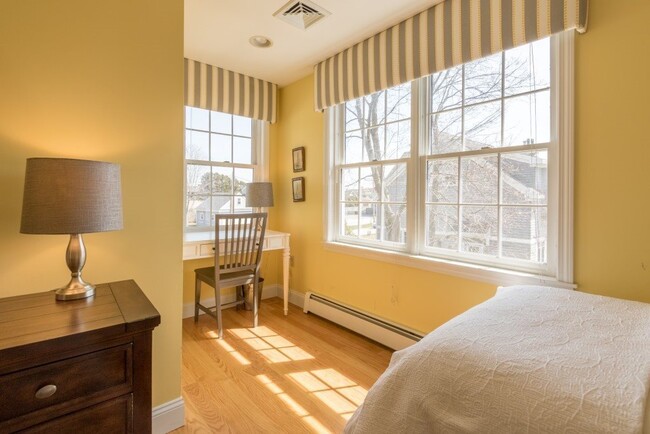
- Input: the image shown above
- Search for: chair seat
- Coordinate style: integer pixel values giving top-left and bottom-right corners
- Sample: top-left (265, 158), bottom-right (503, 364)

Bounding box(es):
top-left (195, 266), bottom-right (257, 288)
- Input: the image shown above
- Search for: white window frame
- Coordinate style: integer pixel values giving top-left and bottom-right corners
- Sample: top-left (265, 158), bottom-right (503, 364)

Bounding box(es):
top-left (324, 32), bottom-right (574, 288)
top-left (183, 108), bottom-right (269, 233)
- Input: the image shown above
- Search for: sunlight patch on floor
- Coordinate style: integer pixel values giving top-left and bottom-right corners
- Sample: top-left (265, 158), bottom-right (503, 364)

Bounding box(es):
top-left (256, 374), bottom-right (331, 434)
top-left (206, 330), bottom-right (251, 365)
top-left (229, 327), bottom-right (314, 363)
top-left (288, 369), bottom-right (368, 420)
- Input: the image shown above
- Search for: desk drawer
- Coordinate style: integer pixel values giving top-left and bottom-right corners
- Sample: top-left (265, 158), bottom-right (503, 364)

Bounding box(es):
top-left (0, 344), bottom-right (132, 421)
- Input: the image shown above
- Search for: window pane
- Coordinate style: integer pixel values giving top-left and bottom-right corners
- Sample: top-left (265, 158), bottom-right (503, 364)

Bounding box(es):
top-left (360, 167), bottom-right (380, 202)
top-left (213, 195), bottom-right (233, 215)
top-left (211, 133), bottom-right (231, 163)
top-left (430, 109), bottom-right (462, 154)
top-left (233, 115), bottom-right (252, 137)
top-left (342, 204), bottom-right (359, 237)
top-left (212, 167), bottom-right (232, 194)
top-left (426, 205), bottom-right (458, 250)
top-left (465, 52), bottom-right (502, 104)
top-left (341, 168), bottom-right (359, 201)
top-left (427, 158), bottom-right (458, 203)
top-left (186, 164), bottom-right (211, 195)
top-left (345, 131), bottom-right (363, 164)
top-left (385, 120), bottom-right (410, 160)
top-left (186, 107), bottom-right (209, 131)
top-left (386, 84), bottom-right (411, 122)
top-left (501, 151), bottom-right (548, 205)
top-left (464, 101), bottom-right (501, 150)
top-left (502, 207), bottom-right (547, 262)
top-left (359, 203), bottom-right (379, 240)
top-left (186, 130), bottom-right (209, 161)
top-left (345, 99), bottom-right (364, 131)
top-left (234, 167), bottom-right (253, 195)
top-left (383, 164), bottom-right (406, 203)
top-left (365, 92), bottom-right (386, 126)
top-left (503, 90), bottom-right (550, 146)
top-left (461, 206), bottom-right (498, 256)
top-left (186, 195), bottom-right (210, 228)
top-left (430, 65), bottom-right (462, 112)
top-left (461, 155), bottom-right (498, 204)
top-left (383, 203), bottom-right (406, 243)
top-left (505, 37), bottom-right (550, 96)
top-left (365, 126), bottom-right (384, 161)
top-left (211, 111), bottom-right (231, 134)
top-left (233, 195), bottom-right (250, 212)
top-left (233, 136), bottom-right (252, 164)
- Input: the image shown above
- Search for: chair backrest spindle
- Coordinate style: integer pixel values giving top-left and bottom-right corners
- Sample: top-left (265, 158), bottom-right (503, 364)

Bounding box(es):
top-left (214, 213), bottom-right (267, 279)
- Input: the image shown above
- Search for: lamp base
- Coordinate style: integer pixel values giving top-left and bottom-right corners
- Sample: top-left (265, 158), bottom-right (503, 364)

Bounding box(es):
top-left (55, 234), bottom-right (95, 301)
top-left (55, 279), bottom-right (96, 301)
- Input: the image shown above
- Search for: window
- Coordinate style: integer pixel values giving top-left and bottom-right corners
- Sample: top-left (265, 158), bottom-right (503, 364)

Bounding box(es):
top-left (184, 107), bottom-right (266, 231)
top-left (326, 34), bottom-right (573, 285)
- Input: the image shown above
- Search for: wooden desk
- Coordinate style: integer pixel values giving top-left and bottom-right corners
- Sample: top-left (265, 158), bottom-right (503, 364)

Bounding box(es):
top-left (0, 280), bottom-right (160, 433)
top-left (183, 230), bottom-right (291, 315)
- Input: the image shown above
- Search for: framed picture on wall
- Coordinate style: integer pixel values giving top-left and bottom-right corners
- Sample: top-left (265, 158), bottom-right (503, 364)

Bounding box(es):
top-left (292, 146), bottom-right (305, 172)
top-left (292, 177), bottom-right (305, 202)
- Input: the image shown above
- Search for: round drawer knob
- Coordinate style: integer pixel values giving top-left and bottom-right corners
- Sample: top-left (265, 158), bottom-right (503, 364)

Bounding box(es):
top-left (35, 384), bottom-right (57, 399)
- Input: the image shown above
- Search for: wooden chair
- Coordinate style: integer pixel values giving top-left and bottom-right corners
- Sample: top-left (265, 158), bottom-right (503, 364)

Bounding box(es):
top-left (194, 212), bottom-right (267, 338)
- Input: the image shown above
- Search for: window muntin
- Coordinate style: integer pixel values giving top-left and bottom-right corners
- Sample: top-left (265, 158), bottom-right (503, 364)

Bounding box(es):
top-left (339, 84), bottom-right (411, 246)
top-left (184, 107), bottom-right (258, 231)
top-left (331, 37), bottom-right (558, 276)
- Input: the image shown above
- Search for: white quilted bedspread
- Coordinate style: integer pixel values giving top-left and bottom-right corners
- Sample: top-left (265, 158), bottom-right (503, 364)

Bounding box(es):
top-left (345, 286), bottom-right (650, 434)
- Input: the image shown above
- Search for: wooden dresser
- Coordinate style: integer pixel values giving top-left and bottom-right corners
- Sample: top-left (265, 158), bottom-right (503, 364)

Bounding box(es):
top-left (0, 280), bottom-right (160, 433)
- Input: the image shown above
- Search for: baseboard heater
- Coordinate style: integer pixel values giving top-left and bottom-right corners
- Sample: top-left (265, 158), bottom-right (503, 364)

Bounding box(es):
top-left (303, 292), bottom-right (424, 351)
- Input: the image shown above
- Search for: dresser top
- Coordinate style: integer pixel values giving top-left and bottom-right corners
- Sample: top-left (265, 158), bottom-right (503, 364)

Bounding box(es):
top-left (0, 280), bottom-right (160, 356)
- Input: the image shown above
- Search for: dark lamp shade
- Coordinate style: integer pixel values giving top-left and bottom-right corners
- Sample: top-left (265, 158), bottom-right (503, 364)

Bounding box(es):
top-left (20, 158), bottom-right (123, 234)
top-left (245, 182), bottom-right (274, 208)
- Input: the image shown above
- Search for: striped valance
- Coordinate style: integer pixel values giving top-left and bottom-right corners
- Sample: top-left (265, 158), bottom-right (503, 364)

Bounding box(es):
top-left (185, 58), bottom-right (278, 123)
top-left (314, 0), bottom-right (588, 111)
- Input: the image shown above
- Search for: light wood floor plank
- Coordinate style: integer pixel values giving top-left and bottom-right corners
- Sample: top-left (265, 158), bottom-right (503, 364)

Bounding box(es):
top-left (172, 298), bottom-right (393, 433)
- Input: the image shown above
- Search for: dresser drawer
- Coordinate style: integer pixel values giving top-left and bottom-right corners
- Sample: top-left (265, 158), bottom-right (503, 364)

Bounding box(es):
top-left (0, 344), bottom-right (132, 422)
top-left (22, 394), bottom-right (133, 434)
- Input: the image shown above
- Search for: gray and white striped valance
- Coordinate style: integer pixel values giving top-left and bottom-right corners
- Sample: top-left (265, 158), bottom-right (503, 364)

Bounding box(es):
top-left (314, 0), bottom-right (588, 111)
top-left (185, 58), bottom-right (278, 123)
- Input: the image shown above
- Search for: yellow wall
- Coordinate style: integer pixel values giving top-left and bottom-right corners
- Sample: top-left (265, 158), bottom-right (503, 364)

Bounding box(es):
top-left (574, 0), bottom-right (650, 302)
top-left (270, 1), bottom-right (650, 333)
top-left (0, 0), bottom-right (184, 407)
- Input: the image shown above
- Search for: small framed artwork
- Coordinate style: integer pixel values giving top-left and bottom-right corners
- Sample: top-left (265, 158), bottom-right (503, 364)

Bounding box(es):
top-left (292, 177), bottom-right (305, 202)
top-left (292, 146), bottom-right (305, 172)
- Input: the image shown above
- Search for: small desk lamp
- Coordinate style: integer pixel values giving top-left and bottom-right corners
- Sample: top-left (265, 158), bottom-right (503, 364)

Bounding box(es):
top-left (20, 158), bottom-right (123, 301)
top-left (245, 182), bottom-right (274, 212)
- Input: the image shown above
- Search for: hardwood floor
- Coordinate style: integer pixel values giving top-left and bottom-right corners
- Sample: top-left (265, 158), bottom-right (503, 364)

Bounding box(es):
top-left (171, 297), bottom-right (393, 433)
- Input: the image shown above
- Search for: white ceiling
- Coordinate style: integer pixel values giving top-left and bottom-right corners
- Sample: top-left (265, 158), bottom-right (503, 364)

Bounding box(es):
top-left (184, 0), bottom-right (438, 87)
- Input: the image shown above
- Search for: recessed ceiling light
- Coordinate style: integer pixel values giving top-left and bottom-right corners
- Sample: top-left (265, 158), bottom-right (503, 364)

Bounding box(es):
top-left (249, 35), bottom-right (272, 48)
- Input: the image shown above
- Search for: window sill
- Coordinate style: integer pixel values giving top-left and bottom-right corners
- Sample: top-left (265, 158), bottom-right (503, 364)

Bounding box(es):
top-left (323, 241), bottom-right (576, 289)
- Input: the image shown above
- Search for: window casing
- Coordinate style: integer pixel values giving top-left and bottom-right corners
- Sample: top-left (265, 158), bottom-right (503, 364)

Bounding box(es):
top-left (184, 107), bottom-right (267, 232)
top-left (325, 33), bottom-right (574, 285)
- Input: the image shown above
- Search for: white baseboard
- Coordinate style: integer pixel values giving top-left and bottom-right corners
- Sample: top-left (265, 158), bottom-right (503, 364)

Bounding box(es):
top-left (183, 284), bottom-right (305, 318)
top-left (152, 397), bottom-right (185, 434)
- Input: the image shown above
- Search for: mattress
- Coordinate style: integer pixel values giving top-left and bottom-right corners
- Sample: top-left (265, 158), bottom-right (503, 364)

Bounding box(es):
top-left (345, 286), bottom-right (650, 433)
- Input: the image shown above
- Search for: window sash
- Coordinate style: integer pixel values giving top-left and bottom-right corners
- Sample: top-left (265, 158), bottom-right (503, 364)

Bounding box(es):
top-left (183, 109), bottom-right (266, 233)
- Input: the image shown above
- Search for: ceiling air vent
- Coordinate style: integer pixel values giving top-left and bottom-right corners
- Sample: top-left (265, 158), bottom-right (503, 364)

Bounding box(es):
top-left (273, 0), bottom-right (331, 30)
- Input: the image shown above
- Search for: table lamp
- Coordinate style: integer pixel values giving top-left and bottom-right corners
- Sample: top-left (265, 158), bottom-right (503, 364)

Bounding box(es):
top-left (245, 182), bottom-right (274, 212)
top-left (20, 158), bottom-right (123, 301)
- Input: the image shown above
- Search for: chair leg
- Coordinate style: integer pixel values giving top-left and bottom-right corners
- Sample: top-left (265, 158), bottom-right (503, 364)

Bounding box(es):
top-left (194, 276), bottom-right (201, 322)
top-left (252, 278), bottom-right (259, 328)
top-left (215, 285), bottom-right (223, 339)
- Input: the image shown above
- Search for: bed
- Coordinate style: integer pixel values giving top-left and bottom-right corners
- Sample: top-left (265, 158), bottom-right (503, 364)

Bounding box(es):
top-left (345, 285), bottom-right (650, 433)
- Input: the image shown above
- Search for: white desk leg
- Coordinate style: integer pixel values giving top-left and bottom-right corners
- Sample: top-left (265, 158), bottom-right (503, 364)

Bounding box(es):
top-left (283, 245), bottom-right (290, 315)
